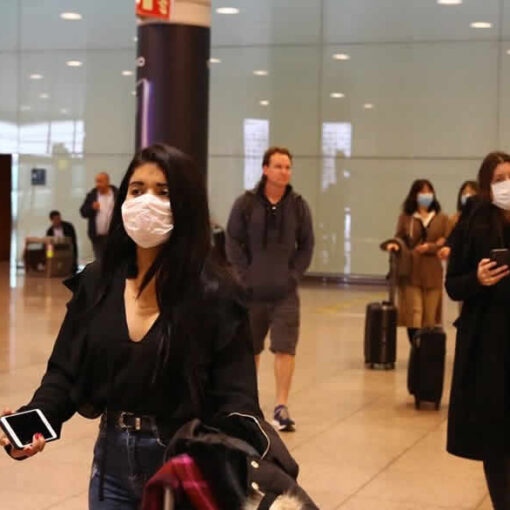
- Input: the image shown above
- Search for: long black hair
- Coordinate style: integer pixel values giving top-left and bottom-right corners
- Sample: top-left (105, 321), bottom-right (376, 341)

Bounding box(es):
top-left (403, 179), bottom-right (441, 215)
top-left (456, 180), bottom-right (479, 212)
top-left (101, 143), bottom-right (211, 312)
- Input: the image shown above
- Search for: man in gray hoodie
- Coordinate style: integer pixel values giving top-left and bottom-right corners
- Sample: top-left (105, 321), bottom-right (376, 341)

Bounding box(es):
top-left (226, 146), bottom-right (314, 432)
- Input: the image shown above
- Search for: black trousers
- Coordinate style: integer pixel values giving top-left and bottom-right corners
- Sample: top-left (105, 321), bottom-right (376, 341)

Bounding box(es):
top-left (483, 455), bottom-right (510, 510)
top-left (92, 236), bottom-right (108, 262)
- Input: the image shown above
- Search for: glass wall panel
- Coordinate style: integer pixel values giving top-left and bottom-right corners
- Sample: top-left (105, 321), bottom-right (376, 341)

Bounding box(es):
top-left (2, 0), bottom-right (509, 276)
top-left (210, 0), bottom-right (508, 277)
top-left (20, 0), bottom-right (136, 51)
top-left (0, 0), bottom-right (19, 51)
top-left (2, 1), bottom-right (137, 264)
top-left (16, 153), bottom-right (131, 262)
top-left (211, 0), bottom-right (321, 47)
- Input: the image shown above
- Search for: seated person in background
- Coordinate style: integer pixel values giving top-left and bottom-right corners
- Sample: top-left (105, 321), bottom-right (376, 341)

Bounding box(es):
top-left (46, 210), bottom-right (78, 274)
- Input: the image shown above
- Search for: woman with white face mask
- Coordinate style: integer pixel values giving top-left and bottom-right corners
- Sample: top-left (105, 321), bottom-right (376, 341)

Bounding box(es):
top-left (385, 179), bottom-right (449, 343)
top-left (446, 151), bottom-right (510, 510)
top-left (0, 144), bottom-right (316, 510)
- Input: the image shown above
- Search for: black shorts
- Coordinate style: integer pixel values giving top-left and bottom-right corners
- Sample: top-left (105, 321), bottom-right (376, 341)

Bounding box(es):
top-left (249, 291), bottom-right (300, 355)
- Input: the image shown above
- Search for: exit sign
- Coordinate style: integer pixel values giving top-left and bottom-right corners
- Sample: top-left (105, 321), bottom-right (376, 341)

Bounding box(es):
top-left (136, 0), bottom-right (172, 20)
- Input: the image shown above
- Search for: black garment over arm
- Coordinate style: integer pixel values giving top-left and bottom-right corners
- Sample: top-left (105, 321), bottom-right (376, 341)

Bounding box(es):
top-left (445, 213), bottom-right (485, 302)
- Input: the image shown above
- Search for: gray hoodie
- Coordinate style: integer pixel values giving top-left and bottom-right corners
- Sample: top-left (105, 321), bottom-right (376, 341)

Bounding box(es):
top-left (226, 182), bottom-right (314, 301)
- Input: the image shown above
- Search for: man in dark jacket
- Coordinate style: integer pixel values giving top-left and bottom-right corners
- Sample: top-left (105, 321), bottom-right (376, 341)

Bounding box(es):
top-left (79, 172), bottom-right (117, 261)
top-left (226, 146), bottom-right (314, 432)
top-left (46, 210), bottom-right (78, 274)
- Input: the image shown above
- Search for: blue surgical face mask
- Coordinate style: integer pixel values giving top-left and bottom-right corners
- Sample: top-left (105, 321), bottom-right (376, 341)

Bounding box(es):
top-left (417, 193), bottom-right (434, 209)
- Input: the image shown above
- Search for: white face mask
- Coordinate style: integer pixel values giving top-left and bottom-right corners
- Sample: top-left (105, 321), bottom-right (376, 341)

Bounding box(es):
top-left (491, 180), bottom-right (510, 211)
top-left (121, 193), bottom-right (174, 248)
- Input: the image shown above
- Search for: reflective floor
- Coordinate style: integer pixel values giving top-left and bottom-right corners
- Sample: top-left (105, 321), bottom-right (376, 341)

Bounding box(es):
top-left (0, 264), bottom-right (491, 510)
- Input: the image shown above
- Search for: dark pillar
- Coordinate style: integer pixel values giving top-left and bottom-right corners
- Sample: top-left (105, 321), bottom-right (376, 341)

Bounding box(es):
top-left (0, 154), bottom-right (11, 261)
top-left (135, 1), bottom-right (211, 175)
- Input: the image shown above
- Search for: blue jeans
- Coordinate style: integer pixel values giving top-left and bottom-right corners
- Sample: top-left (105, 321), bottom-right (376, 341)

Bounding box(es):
top-left (88, 425), bottom-right (167, 510)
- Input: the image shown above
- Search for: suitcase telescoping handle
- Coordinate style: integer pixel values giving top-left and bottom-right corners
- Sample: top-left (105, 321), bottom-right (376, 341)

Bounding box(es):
top-left (388, 251), bottom-right (397, 305)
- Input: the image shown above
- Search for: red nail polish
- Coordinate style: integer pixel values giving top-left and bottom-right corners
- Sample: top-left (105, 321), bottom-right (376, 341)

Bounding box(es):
top-left (35, 433), bottom-right (43, 440)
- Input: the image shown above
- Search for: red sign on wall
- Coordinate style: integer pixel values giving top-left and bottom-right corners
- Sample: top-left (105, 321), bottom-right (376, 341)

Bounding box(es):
top-left (136, 0), bottom-right (172, 20)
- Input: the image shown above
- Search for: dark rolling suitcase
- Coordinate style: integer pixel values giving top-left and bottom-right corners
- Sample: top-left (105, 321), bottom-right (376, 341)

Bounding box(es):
top-left (364, 253), bottom-right (397, 370)
top-left (407, 327), bottom-right (446, 409)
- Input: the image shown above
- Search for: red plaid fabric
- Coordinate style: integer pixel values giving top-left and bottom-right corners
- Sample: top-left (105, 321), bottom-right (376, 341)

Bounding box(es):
top-left (141, 454), bottom-right (220, 510)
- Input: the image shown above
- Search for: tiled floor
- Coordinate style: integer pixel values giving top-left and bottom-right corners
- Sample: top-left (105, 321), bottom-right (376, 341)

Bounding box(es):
top-left (0, 264), bottom-right (491, 510)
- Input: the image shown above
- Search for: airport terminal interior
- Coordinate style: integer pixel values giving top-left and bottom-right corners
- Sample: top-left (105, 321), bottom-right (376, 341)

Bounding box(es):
top-left (1, 0), bottom-right (510, 509)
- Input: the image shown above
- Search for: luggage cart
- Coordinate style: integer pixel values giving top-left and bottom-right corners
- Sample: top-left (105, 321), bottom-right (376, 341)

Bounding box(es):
top-left (24, 236), bottom-right (74, 278)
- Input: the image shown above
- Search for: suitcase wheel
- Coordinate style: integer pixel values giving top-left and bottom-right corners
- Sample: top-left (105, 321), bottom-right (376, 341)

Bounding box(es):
top-left (414, 397), bottom-right (420, 410)
top-left (383, 363), bottom-right (395, 371)
top-left (435, 401), bottom-right (440, 411)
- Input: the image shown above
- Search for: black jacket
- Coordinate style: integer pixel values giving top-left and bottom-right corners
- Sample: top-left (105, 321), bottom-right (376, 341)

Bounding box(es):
top-left (46, 221), bottom-right (78, 273)
top-left (79, 186), bottom-right (118, 240)
top-left (162, 419), bottom-right (318, 509)
top-left (17, 261), bottom-right (299, 475)
top-left (226, 182), bottom-right (314, 302)
top-left (446, 202), bottom-right (510, 460)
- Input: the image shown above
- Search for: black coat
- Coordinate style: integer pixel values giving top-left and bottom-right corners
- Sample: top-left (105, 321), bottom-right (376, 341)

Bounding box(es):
top-left (161, 419), bottom-right (318, 509)
top-left (46, 220), bottom-right (78, 273)
top-left (446, 202), bottom-right (510, 460)
top-left (79, 185), bottom-right (118, 240)
top-left (17, 261), bottom-right (299, 476)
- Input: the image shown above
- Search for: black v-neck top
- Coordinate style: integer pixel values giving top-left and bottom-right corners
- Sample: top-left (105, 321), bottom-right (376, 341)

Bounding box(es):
top-left (84, 271), bottom-right (165, 415)
top-left (20, 260), bottom-right (264, 440)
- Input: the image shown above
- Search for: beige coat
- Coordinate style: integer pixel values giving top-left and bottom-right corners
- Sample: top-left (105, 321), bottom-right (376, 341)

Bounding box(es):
top-left (395, 212), bottom-right (448, 288)
top-left (394, 212), bottom-right (448, 327)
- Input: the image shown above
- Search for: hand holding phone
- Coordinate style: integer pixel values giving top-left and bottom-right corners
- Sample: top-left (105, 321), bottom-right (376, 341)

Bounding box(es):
top-left (490, 248), bottom-right (510, 267)
top-left (478, 257), bottom-right (510, 286)
top-left (0, 408), bottom-right (56, 458)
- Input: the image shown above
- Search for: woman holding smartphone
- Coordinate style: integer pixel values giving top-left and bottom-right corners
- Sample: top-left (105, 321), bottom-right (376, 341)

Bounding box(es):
top-left (446, 151), bottom-right (510, 510)
top-left (385, 179), bottom-right (448, 342)
top-left (0, 144), bottom-right (315, 509)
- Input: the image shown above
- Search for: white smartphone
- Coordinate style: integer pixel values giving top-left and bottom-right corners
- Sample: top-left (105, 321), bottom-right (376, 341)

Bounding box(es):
top-left (0, 409), bottom-right (57, 449)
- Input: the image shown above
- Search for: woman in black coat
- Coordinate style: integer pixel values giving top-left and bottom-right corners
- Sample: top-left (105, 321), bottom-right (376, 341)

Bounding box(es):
top-left (0, 144), bottom-right (314, 510)
top-left (446, 151), bottom-right (510, 510)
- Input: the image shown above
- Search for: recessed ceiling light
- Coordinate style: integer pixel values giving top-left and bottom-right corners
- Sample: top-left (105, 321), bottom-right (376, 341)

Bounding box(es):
top-left (39, 93), bottom-right (49, 99)
top-left (131, 90), bottom-right (136, 96)
top-left (209, 58), bottom-right (222, 64)
top-left (259, 100), bottom-right (269, 106)
top-left (364, 103), bottom-right (374, 109)
top-left (507, 49), bottom-right (510, 55)
top-left (29, 73), bottom-right (43, 80)
top-left (216, 7), bottom-right (240, 14)
top-left (60, 108), bottom-right (69, 114)
top-left (330, 92), bottom-right (345, 99)
top-left (133, 36), bottom-right (138, 43)
top-left (66, 60), bottom-right (83, 67)
top-left (253, 70), bottom-right (269, 76)
top-left (20, 105), bottom-right (31, 112)
top-left (122, 70), bottom-right (134, 76)
top-left (60, 12), bottom-right (82, 21)
top-left (437, 0), bottom-right (462, 4)
top-left (332, 53), bottom-right (350, 61)
top-left (470, 22), bottom-right (492, 29)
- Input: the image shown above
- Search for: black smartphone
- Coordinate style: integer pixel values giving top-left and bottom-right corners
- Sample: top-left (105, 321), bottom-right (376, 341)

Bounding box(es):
top-left (490, 248), bottom-right (510, 267)
top-left (0, 409), bottom-right (57, 449)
